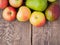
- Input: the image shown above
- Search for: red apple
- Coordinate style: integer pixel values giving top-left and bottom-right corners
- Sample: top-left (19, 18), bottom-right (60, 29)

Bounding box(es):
top-left (0, 0), bottom-right (8, 9)
top-left (2, 7), bottom-right (16, 21)
top-left (9, 0), bottom-right (23, 8)
top-left (45, 3), bottom-right (60, 21)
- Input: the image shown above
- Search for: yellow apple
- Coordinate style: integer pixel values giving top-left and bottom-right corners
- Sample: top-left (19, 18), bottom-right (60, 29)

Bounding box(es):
top-left (48, 0), bottom-right (56, 2)
top-left (9, 0), bottom-right (23, 8)
top-left (30, 11), bottom-right (46, 27)
top-left (17, 6), bottom-right (31, 22)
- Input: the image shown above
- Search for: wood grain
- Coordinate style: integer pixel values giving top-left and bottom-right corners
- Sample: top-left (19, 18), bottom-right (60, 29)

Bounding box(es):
top-left (0, 9), bottom-right (31, 45)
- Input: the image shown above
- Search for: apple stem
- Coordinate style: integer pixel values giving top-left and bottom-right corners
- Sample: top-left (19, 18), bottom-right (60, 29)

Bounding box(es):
top-left (10, 12), bottom-right (12, 14)
top-left (35, 16), bottom-right (38, 19)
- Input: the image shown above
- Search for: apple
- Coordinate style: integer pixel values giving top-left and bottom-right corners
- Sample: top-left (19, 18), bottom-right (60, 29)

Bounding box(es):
top-left (30, 11), bottom-right (46, 27)
top-left (45, 3), bottom-right (60, 21)
top-left (2, 7), bottom-right (16, 21)
top-left (48, 0), bottom-right (56, 2)
top-left (9, 0), bottom-right (23, 8)
top-left (0, 0), bottom-right (8, 9)
top-left (17, 6), bottom-right (31, 22)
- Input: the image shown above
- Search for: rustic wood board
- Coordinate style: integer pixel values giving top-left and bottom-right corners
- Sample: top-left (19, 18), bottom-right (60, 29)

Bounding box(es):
top-left (0, 0), bottom-right (60, 45)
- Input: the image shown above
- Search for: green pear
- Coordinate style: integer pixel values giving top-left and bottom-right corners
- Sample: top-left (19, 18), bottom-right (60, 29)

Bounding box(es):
top-left (25, 0), bottom-right (47, 11)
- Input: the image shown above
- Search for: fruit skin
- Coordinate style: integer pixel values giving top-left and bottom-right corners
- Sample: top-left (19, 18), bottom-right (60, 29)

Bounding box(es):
top-left (45, 3), bottom-right (60, 21)
top-left (17, 6), bottom-right (31, 22)
top-left (48, 0), bottom-right (56, 2)
top-left (0, 0), bottom-right (8, 9)
top-left (30, 11), bottom-right (46, 27)
top-left (9, 0), bottom-right (23, 8)
top-left (3, 7), bottom-right (16, 21)
top-left (26, 0), bottom-right (47, 11)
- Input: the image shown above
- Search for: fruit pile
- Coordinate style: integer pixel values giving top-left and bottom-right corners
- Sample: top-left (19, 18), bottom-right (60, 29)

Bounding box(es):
top-left (0, 0), bottom-right (60, 27)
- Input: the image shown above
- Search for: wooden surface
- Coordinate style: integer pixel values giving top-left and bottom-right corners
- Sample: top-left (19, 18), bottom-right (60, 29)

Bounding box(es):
top-left (0, 0), bottom-right (60, 45)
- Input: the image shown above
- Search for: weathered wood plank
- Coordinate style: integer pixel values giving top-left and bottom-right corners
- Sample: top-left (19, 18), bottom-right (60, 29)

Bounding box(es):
top-left (13, 21), bottom-right (31, 45)
top-left (32, 0), bottom-right (60, 45)
top-left (0, 9), bottom-right (31, 45)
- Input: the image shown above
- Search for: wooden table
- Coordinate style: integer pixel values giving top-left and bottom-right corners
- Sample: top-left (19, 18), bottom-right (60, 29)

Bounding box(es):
top-left (0, 0), bottom-right (60, 45)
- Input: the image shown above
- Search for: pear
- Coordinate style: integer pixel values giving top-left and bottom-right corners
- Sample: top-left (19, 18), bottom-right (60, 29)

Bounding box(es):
top-left (26, 0), bottom-right (47, 11)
